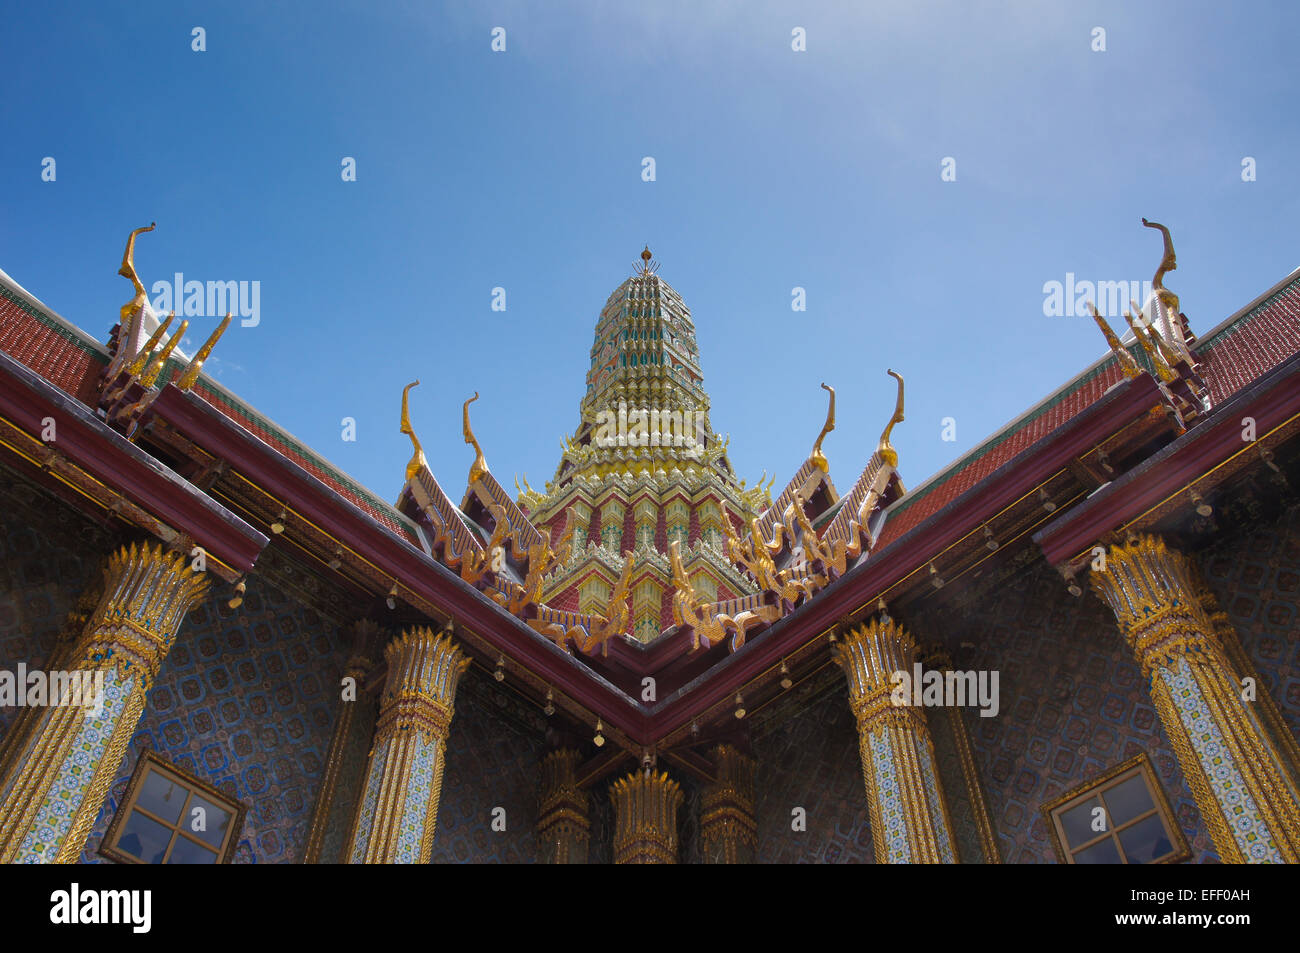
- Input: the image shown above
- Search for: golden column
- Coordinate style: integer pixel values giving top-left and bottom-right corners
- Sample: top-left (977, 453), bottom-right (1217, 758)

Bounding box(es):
top-left (537, 749), bottom-right (589, 864)
top-left (0, 543), bottom-right (209, 864)
top-left (1091, 535), bottom-right (1300, 863)
top-left (610, 770), bottom-right (683, 864)
top-left (302, 626), bottom-right (377, 864)
top-left (834, 619), bottom-right (958, 864)
top-left (701, 744), bottom-right (757, 863)
top-left (1192, 575), bottom-right (1300, 789)
top-left (344, 626), bottom-right (468, 864)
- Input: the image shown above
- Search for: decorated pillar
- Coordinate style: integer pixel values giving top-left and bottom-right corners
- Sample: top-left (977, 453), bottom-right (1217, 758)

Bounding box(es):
top-left (0, 542), bottom-right (210, 863)
top-left (1091, 535), bottom-right (1300, 863)
top-left (701, 744), bottom-right (757, 863)
top-left (1192, 575), bottom-right (1300, 791)
top-left (610, 770), bottom-right (682, 864)
top-left (302, 623), bottom-right (379, 864)
top-left (537, 748), bottom-right (589, 864)
top-left (834, 619), bottom-right (957, 864)
top-left (344, 626), bottom-right (468, 864)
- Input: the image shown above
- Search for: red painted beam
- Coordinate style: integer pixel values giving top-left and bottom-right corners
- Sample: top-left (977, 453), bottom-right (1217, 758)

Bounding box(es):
top-left (0, 352), bottom-right (266, 573)
top-left (1034, 351), bottom-right (1300, 565)
top-left (145, 369), bottom-right (1167, 747)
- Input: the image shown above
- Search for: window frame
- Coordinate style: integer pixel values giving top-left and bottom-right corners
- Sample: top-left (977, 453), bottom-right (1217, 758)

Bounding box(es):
top-left (99, 750), bottom-right (245, 865)
top-left (1041, 753), bottom-right (1190, 864)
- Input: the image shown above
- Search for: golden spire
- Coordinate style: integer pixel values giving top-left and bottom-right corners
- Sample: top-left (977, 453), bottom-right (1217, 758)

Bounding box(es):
top-left (463, 392), bottom-right (489, 485)
top-left (877, 369), bottom-right (905, 467)
top-left (124, 312), bottom-right (175, 377)
top-left (1086, 302), bottom-right (1141, 379)
top-left (635, 245), bottom-right (659, 277)
top-left (138, 320), bottom-right (189, 387)
top-left (177, 313), bottom-right (232, 391)
top-left (400, 380), bottom-right (427, 484)
top-left (810, 382), bottom-right (835, 472)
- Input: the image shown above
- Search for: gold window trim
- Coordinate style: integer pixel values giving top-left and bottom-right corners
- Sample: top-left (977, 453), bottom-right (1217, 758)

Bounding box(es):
top-left (99, 749), bottom-right (246, 865)
top-left (1040, 753), bottom-right (1190, 864)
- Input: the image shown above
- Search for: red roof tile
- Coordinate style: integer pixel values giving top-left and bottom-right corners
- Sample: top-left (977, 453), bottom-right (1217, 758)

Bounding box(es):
top-left (0, 291), bottom-right (105, 407)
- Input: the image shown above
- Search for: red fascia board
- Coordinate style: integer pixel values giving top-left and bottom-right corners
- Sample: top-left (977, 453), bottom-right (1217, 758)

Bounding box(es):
top-left (1034, 351), bottom-right (1300, 566)
top-left (646, 372), bottom-right (1166, 738)
top-left (0, 352), bottom-right (267, 572)
top-left (148, 385), bottom-right (648, 740)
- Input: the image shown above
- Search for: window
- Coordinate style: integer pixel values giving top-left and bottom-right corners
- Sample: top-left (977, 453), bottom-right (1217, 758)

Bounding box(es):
top-left (1041, 754), bottom-right (1188, 864)
top-left (100, 751), bottom-right (245, 864)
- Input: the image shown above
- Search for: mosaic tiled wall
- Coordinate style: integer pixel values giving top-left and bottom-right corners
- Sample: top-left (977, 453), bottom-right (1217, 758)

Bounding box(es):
top-left (78, 576), bottom-right (350, 863)
top-left (0, 479), bottom-right (112, 743)
top-left (316, 692), bottom-right (378, 864)
top-left (1197, 500), bottom-right (1300, 744)
top-left (428, 668), bottom-right (549, 863)
top-left (752, 686), bottom-right (875, 863)
top-left (940, 558), bottom-right (1216, 864)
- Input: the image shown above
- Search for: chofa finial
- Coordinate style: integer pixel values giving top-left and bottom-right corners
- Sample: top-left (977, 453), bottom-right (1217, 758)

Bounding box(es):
top-left (464, 392), bottom-right (489, 485)
top-left (877, 369), bottom-right (905, 467)
top-left (811, 383), bottom-right (835, 472)
top-left (400, 380), bottom-right (427, 483)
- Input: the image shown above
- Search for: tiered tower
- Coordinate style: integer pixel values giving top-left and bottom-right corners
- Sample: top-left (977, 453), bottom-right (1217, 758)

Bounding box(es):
top-left (521, 249), bottom-right (770, 643)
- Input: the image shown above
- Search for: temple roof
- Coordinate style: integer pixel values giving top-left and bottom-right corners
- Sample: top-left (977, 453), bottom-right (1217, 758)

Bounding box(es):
top-left (3, 234), bottom-right (1299, 751)
top-left (872, 266), bottom-right (1300, 551)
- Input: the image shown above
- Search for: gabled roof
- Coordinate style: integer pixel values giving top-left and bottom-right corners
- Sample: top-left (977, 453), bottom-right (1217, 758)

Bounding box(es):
top-left (0, 269), bottom-right (416, 543)
top-left (874, 268), bottom-right (1300, 549)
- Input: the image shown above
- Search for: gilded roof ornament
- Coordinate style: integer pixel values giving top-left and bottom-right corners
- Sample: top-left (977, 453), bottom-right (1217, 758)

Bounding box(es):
top-left (463, 392), bottom-right (489, 485)
top-left (176, 312), bottom-right (232, 391)
top-left (637, 245), bottom-right (659, 277)
top-left (1141, 218), bottom-right (1179, 315)
top-left (877, 369), bottom-right (905, 468)
top-left (118, 222), bottom-right (155, 327)
top-left (124, 311), bottom-right (174, 377)
top-left (1121, 308), bottom-right (1176, 383)
top-left (399, 380), bottom-right (428, 484)
top-left (1085, 302), bottom-right (1141, 379)
top-left (810, 383), bottom-right (835, 472)
top-left (138, 319), bottom-right (189, 387)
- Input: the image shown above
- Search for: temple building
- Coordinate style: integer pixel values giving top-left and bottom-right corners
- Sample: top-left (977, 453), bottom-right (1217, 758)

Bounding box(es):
top-left (0, 224), bottom-right (1297, 864)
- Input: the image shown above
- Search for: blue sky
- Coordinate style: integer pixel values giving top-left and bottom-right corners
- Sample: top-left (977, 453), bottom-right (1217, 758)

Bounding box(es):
top-left (3, 0), bottom-right (1297, 508)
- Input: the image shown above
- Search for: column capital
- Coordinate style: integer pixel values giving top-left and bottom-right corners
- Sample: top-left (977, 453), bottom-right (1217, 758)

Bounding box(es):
top-left (1089, 534), bottom-right (1218, 678)
top-left (611, 770), bottom-right (683, 864)
top-left (833, 618), bottom-right (926, 733)
top-left (374, 626), bottom-right (470, 745)
top-left (78, 541), bottom-right (211, 690)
